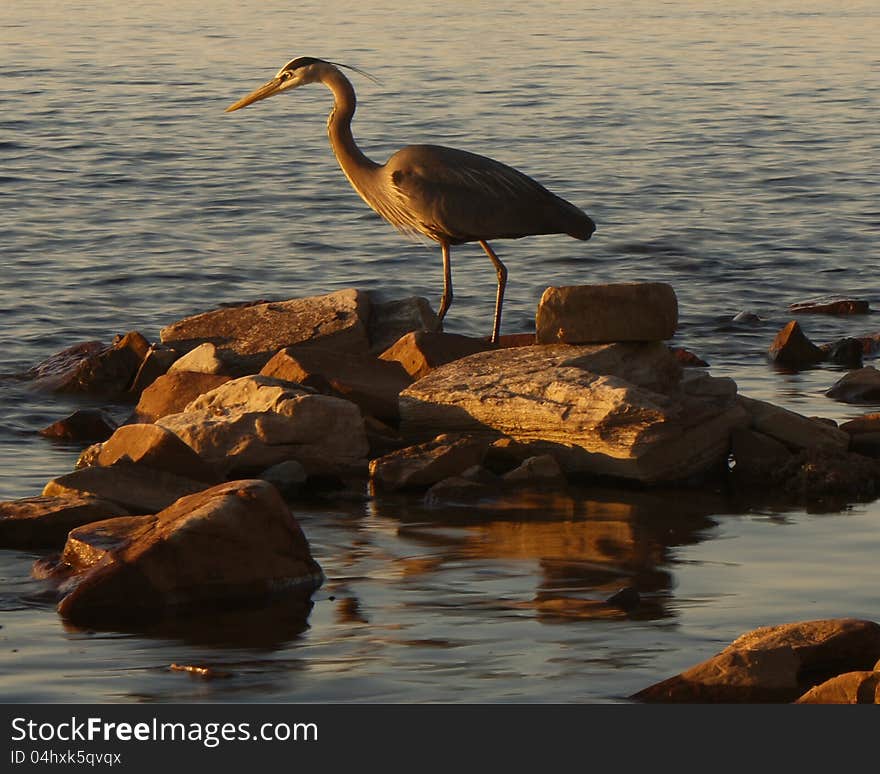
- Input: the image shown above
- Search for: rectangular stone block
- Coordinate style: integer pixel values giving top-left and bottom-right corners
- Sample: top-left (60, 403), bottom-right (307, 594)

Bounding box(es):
top-left (536, 283), bottom-right (678, 344)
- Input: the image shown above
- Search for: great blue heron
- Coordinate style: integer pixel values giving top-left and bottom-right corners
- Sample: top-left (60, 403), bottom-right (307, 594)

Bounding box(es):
top-left (226, 56), bottom-right (595, 343)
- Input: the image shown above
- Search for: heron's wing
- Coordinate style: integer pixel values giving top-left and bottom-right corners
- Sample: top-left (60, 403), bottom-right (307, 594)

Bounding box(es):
top-left (381, 145), bottom-right (586, 243)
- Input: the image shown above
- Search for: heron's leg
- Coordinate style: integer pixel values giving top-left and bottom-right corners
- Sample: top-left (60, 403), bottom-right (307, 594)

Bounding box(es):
top-left (436, 240), bottom-right (453, 330)
top-left (479, 240), bottom-right (507, 344)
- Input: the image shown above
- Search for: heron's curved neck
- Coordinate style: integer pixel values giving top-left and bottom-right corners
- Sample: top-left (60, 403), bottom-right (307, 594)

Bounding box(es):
top-left (322, 68), bottom-right (379, 193)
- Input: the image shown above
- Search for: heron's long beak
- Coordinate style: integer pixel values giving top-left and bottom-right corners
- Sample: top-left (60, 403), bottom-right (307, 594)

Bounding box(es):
top-left (225, 77), bottom-right (286, 113)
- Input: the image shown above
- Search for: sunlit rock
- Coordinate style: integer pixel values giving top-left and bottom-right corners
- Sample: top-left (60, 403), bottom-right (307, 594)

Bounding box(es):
top-left (91, 423), bottom-right (221, 483)
top-left (261, 345), bottom-right (412, 423)
top-left (35, 514), bottom-right (157, 580)
top-left (535, 283), bottom-right (678, 344)
top-left (671, 347), bottom-right (709, 367)
top-left (788, 296), bottom-right (870, 315)
top-left (159, 288), bottom-right (371, 357)
top-left (767, 320), bottom-right (825, 368)
top-left (370, 433), bottom-right (489, 491)
top-left (43, 462), bottom-right (208, 515)
top-left (29, 332), bottom-right (151, 399)
top-left (379, 330), bottom-right (494, 380)
top-left (129, 371), bottom-right (232, 423)
top-left (156, 375), bottom-right (369, 476)
top-left (0, 494), bottom-right (128, 550)
top-left (55, 480), bottom-right (323, 625)
top-left (634, 618), bottom-right (880, 703)
top-left (400, 342), bottom-right (747, 485)
top-left (795, 670), bottom-right (880, 704)
top-left (167, 342), bottom-right (264, 377)
top-left (767, 320), bottom-right (824, 368)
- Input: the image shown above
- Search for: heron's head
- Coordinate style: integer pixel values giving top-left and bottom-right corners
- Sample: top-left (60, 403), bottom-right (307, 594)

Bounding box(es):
top-left (225, 56), bottom-right (329, 113)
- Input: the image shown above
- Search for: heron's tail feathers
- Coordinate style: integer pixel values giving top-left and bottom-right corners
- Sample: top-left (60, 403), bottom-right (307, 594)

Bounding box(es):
top-left (567, 212), bottom-right (596, 241)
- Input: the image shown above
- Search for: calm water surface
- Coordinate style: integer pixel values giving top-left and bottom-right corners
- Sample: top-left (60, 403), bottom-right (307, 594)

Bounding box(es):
top-left (1, 0), bottom-right (879, 702)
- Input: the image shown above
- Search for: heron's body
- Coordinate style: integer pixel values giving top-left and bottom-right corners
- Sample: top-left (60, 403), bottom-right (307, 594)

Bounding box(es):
top-left (227, 57), bottom-right (595, 342)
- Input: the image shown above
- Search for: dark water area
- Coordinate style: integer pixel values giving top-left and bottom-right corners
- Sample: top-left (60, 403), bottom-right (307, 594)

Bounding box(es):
top-left (1, 1), bottom-right (879, 702)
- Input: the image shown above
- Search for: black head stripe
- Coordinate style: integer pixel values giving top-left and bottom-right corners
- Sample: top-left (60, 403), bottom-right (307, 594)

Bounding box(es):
top-left (282, 56), bottom-right (324, 72)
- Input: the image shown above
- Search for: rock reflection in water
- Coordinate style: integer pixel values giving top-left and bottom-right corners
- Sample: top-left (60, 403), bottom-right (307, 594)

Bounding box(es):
top-left (61, 595), bottom-right (314, 650)
top-left (372, 485), bottom-right (730, 623)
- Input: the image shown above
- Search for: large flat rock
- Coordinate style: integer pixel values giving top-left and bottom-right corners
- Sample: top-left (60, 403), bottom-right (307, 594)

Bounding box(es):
top-left (399, 342), bottom-right (747, 484)
top-left (159, 289), bottom-right (371, 356)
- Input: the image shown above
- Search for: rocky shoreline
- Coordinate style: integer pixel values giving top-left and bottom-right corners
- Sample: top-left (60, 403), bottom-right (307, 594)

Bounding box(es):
top-left (2, 284), bottom-right (879, 703)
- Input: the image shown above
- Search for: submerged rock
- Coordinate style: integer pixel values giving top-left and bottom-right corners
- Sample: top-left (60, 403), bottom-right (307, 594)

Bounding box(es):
top-left (39, 409), bottom-right (118, 444)
top-left (55, 480), bottom-right (323, 625)
top-left (535, 283), bottom-right (678, 344)
top-left (826, 367), bottom-right (880, 404)
top-left (840, 413), bottom-right (880, 458)
top-left (820, 338), bottom-right (864, 369)
top-left (634, 618), bottom-right (880, 703)
top-left (789, 296), bottom-right (870, 315)
top-left (0, 495), bottom-right (128, 550)
top-left (776, 448), bottom-right (880, 501)
top-left (399, 342), bottom-right (747, 485)
top-left (159, 288), bottom-right (371, 357)
top-left (30, 332), bottom-right (151, 399)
